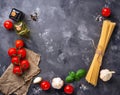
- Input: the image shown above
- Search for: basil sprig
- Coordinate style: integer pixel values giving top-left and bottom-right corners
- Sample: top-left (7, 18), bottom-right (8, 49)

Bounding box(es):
top-left (65, 69), bottom-right (87, 83)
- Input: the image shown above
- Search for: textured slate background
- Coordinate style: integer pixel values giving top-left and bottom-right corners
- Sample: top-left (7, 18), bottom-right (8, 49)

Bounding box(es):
top-left (0, 0), bottom-right (120, 95)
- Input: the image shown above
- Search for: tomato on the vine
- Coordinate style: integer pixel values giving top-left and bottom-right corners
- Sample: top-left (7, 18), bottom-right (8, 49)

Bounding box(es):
top-left (64, 84), bottom-right (74, 94)
top-left (17, 48), bottom-right (26, 59)
top-left (11, 56), bottom-right (20, 65)
top-left (20, 60), bottom-right (30, 71)
top-left (8, 48), bottom-right (17, 57)
top-left (13, 66), bottom-right (23, 75)
top-left (102, 7), bottom-right (111, 17)
top-left (40, 81), bottom-right (51, 90)
top-left (4, 20), bottom-right (13, 30)
top-left (15, 40), bottom-right (24, 49)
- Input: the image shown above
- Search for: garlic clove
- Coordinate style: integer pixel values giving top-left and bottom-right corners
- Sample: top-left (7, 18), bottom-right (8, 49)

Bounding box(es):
top-left (52, 77), bottom-right (64, 89)
top-left (100, 69), bottom-right (115, 82)
top-left (33, 77), bottom-right (42, 84)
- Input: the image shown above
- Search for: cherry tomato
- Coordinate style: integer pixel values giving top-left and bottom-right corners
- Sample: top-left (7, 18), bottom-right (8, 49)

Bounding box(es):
top-left (17, 48), bottom-right (26, 59)
top-left (8, 48), bottom-right (17, 57)
top-left (102, 7), bottom-right (111, 17)
top-left (4, 20), bottom-right (13, 30)
top-left (15, 40), bottom-right (24, 49)
top-left (20, 60), bottom-right (30, 71)
top-left (40, 81), bottom-right (51, 90)
top-left (64, 84), bottom-right (74, 94)
top-left (11, 56), bottom-right (20, 65)
top-left (13, 66), bottom-right (23, 75)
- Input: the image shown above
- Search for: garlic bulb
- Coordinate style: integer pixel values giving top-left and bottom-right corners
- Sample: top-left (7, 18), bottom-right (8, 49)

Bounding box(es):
top-left (33, 77), bottom-right (42, 84)
top-left (52, 77), bottom-right (64, 89)
top-left (100, 69), bottom-right (115, 82)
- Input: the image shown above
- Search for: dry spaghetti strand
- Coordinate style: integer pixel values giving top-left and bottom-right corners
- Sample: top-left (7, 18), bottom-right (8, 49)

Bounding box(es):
top-left (85, 20), bottom-right (116, 86)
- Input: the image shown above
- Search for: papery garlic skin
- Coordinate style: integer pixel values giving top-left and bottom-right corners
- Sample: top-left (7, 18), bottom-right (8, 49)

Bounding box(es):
top-left (33, 77), bottom-right (42, 84)
top-left (100, 69), bottom-right (115, 82)
top-left (52, 77), bottom-right (64, 89)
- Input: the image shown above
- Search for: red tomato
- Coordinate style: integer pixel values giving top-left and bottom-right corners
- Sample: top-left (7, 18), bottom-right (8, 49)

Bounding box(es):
top-left (8, 48), bottom-right (17, 57)
top-left (64, 85), bottom-right (74, 94)
top-left (4, 20), bottom-right (13, 30)
top-left (11, 56), bottom-right (20, 65)
top-left (15, 40), bottom-right (24, 49)
top-left (13, 66), bottom-right (23, 75)
top-left (20, 60), bottom-right (30, 70)
top-left (40, 81), bottom-right (51, 90)
top-left (102, 7), bottom-right (111, 17)
top-left (17, 48), bottom-right (26, 59)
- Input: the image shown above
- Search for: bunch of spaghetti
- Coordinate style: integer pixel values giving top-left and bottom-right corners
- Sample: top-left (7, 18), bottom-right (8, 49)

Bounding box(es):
top-left (85, 20), bottom-right (116, 86)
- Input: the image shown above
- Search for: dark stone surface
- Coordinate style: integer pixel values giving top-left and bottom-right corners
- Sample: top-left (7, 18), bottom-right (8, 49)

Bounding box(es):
top-left (0, 0), bottom-right (120, 95)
